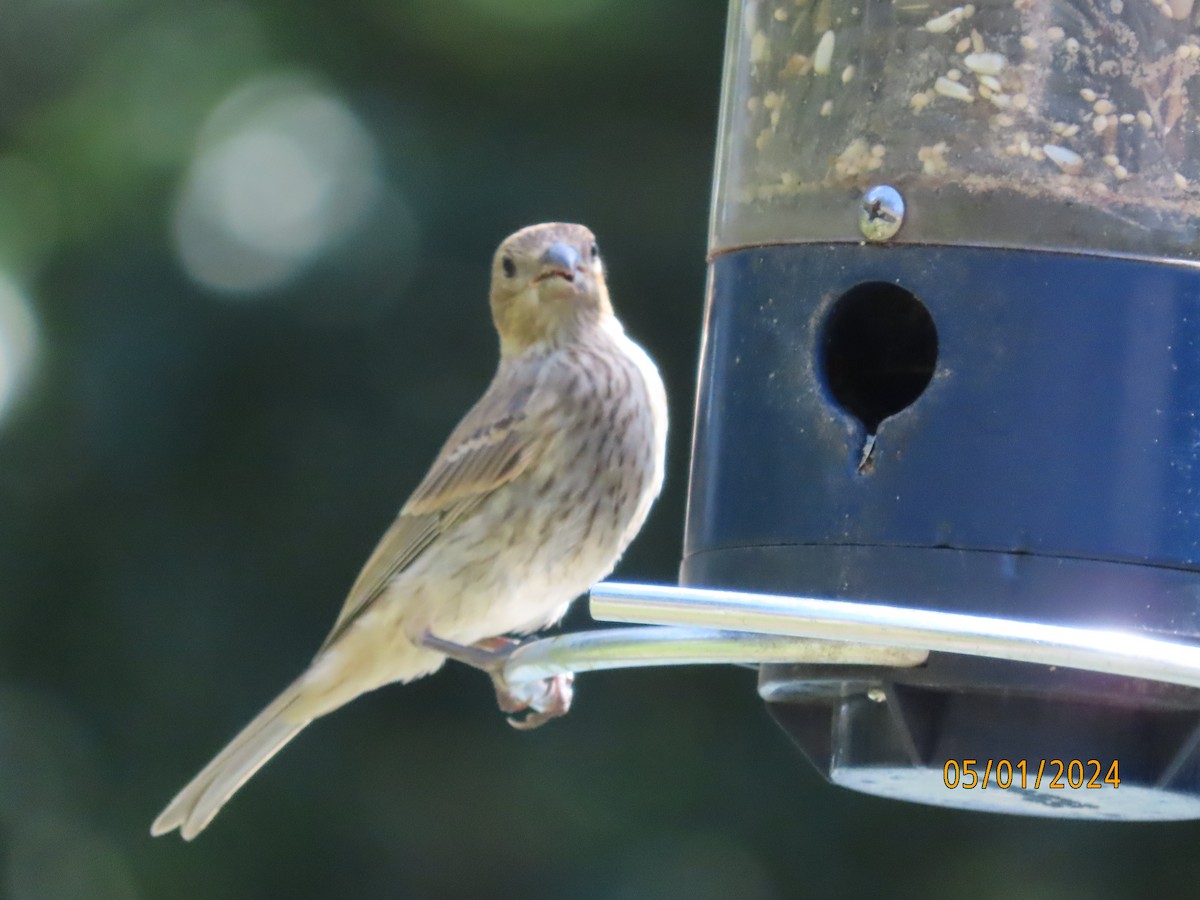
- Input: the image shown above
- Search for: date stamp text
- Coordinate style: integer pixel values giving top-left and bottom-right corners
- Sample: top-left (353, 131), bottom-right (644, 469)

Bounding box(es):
top-left (943, 759), bottom-right (1120, 790)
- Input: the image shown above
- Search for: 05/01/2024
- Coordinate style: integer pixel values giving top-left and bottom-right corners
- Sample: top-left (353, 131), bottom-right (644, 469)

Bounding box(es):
top-left (943, 759), bottom-right (1121, 790)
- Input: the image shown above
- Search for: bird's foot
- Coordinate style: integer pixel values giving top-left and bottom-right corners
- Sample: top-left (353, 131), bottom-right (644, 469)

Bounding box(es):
top-left (496, 669), bottom-right (574, 731)
top-left (419, 631), bottom-right (573, 729)
top-left (474, 635), bottom-right (574, 729)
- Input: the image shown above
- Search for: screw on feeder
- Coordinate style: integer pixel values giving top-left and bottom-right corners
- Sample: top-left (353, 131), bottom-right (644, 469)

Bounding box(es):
top-left (859, 185), bottom-right (905, 241)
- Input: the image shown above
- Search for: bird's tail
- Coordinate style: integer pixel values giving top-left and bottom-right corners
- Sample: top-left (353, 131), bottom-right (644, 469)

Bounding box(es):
top-left (151, 678), bottom-right (312, 840)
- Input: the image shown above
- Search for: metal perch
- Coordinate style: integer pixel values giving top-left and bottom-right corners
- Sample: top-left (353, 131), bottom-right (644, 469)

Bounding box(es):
top-left (499, 624), bottom-right (927, 688)
top-left (586, 582), bottom-right (1200, 691)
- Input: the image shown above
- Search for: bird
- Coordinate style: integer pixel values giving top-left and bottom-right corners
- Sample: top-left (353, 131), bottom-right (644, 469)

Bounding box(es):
top-left (151, 222), bottom-right (668, 840)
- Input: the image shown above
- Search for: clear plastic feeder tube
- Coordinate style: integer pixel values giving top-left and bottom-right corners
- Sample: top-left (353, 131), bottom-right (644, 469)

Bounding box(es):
top-left (711, 0), bottom-right (1200, 258)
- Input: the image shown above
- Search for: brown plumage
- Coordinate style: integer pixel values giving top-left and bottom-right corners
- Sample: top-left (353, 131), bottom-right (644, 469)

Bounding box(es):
top-left (151, 223), bottom-right (668, 839)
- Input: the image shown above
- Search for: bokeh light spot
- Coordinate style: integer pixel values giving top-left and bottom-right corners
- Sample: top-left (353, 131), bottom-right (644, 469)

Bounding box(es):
top-left (174, 73), bottom-right (384, 296)
top-left (0, 274), bottom-right (40, 428)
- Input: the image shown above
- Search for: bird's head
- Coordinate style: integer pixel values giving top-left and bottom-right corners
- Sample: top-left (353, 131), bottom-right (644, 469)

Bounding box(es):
top-left (489, 222), bottom-right (613, 355)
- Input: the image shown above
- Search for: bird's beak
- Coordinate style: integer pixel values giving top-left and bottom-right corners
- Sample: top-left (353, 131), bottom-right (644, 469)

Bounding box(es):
top-left (535, 242), bottom-right (580, 284)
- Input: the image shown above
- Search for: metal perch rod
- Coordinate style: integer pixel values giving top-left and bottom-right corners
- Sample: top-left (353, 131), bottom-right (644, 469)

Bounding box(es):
top-left (499, 625), bottom-right (927, 687)
top-left (588, 582), bottom-right (1200, 690)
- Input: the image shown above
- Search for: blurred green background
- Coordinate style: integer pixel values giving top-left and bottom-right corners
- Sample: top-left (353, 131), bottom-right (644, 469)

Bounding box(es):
top-left (1, 0), bottom-right (1199, 897)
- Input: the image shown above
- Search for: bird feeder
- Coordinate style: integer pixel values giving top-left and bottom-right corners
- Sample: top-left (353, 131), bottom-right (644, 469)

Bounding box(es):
top-left (667, 0), bottom-right (1200, 820)
top-left (492, 0), bottom-right (1200, 822)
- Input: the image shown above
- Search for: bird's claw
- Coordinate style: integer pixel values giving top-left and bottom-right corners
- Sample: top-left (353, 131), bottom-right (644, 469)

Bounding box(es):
top-left (420, 631), bottom-right (574, 728)
top-left (477, 636), bottom-right (574, 728)
top-left (496, 671), bottom-right (574, 730)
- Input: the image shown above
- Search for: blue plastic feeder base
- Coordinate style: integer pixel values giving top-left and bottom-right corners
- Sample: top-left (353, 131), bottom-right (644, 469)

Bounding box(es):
top-left (683, 243), bottom-right (1200, 819)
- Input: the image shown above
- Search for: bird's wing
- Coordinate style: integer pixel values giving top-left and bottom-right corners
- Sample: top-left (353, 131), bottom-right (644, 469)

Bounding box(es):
top-left (317, 377), bottom-right (546, 652)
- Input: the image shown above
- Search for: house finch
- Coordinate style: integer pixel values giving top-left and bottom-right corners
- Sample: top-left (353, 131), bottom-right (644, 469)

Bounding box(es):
top-left (151, 222), bottom-right (668, 840)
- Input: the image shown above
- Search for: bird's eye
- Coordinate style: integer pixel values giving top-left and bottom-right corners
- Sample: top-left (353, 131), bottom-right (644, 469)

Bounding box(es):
top-left (590, 243), bottom-right (600, 260)
top-left (502, 256), bottom-right (516, 278)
